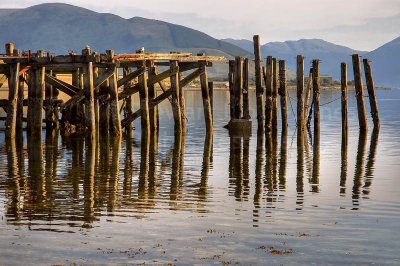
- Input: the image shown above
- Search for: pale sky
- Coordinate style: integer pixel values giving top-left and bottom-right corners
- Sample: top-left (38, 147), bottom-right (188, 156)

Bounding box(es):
top-left (1, 0), bottom-right (400, 51)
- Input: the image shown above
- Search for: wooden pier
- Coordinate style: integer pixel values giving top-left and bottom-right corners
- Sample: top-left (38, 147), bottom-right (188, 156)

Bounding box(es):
top-left (0, 43), bottom-right (224, 140)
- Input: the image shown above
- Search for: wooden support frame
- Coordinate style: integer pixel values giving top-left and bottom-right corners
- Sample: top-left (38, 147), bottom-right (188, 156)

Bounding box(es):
top-left (5, 63), bottom-right (20, 138)
top-left (45, 73), bottom-right (80, 96)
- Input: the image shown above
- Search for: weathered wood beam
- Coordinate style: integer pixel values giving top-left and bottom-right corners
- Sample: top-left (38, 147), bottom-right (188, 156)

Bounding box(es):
top-left (179, 68), bottom-right (204, 88)
top-left (116, 66), bottom-right (145, 88)
top-left (113, 53), bottom-right (225, 61)
top-left (45, 73), bottom-right (80, 96)
top-left (147, 66), bottom-right (178, 87)
top-left (94, 66), bottom-right (117, 89)
top-left (0, 74), bottom-right (7, 88)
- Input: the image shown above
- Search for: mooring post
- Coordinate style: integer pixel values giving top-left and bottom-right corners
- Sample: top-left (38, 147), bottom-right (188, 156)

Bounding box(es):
top-left (15, 49), bottom-right (24, 131)
top-left (303, 67), bottom-right (313, 127)
top-left (5, 53), bottom-right (20, 139)
top-left (147, 61), bottom-right (158, 133)
top-left (123, 67), bottom-right (134, 137)
top-left (363, 58), bottom-right (380, 129)
top-left (228, 60), bottom-right (235, 120)
top-left (265, 56), bottom-right (273, 131)
top-left (99, 69), bottom-right (110, 134)
top-left (253, 35), bottom-right (264, 132)
top-left (139, 60), bottom-right (150, 138)
top-left (352, 54), bottom-right (368, 131)
top-left (233, 56), bottom-right (243, 119)
top-left (170, 60), bottom-right (182, 135)
top-left (208, 81), bottom-right (214, 117)
top-left (242, 58), bottom-right (250, 119)
top-left (272, 57), bottom-right (278, 133)
top-left (27, 52), bottom-right (45, 137)
top-left (106, 50), bottom-right (122, 136)
top-left (278, 60), bottom-right (288, 133)
top-left (341, 62), bottom-right (348, 136)
top-left (312, 60), bottom-right (320, 138)
top-left (83, 61), bottom-right (96, 137)
top-left (297, 55), bottom-right (305, 130)
top-left (199, 57), bottom-right (213, 134)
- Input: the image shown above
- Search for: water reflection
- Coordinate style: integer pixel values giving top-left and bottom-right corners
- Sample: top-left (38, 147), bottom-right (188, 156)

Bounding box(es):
top-left (352, 131), bottom-right (367, 209)
top-left (363, 128), bottom-right (379, 196)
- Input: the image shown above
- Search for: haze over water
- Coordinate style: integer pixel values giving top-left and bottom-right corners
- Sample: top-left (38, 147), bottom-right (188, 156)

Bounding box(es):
top-left (0, 89), bottom-right (399, 264)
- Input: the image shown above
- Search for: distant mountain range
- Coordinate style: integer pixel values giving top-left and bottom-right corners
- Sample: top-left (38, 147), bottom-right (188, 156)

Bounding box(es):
top-left (0, 3), bottom-right (398, 87)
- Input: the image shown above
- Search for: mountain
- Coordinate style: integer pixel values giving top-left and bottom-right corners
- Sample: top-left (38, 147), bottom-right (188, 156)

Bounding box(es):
top-left (0, 3), bottom-right (250, 76)
top-left (222, 38), bottom-right (367, 81)
top-left (364, 36), bottom-right (400, 88)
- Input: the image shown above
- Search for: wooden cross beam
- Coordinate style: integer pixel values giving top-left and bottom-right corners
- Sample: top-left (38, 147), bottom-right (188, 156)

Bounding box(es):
top-left (116, 66), bottom-right (145, 88)
top-left (45, 74), bottom-right (80, 97)
top-left (0, 74), bottom-right (7, 88)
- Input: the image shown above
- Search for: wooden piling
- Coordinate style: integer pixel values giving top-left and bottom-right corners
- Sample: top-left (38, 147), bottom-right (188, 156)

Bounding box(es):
top-left (278, 60), bottom-right (288, 133)
top-left (303, 67), bottom-right (313, 127)
top-left (170, 60), bottom-right (182, 134)
top-left (296, 55), bottom-right (304, 130)
top-left (178, 68), bottom-right (186, 132)
top-left (5, 61), bottom-right (20, 139)
top-left (147, 62), bottom-right (158, 133)
top-left (312, 60), bottom-right (320, 137)
top-left (93, 66), bottom-right (100, 133)
top-left (83, 62), bottom-right (96, 136)
top-left (234, 56), bottom-right (243, 119)
top-left (5, 43), bottom-right (14, 56)
top-left (272, 57), bottom-right (278, 132)
top-left (45, 70), bottom-right (54, 130)
top-left (106, 50), bottom-right (122, 136)
top-left (99, 70), bottom-right (110, 134)
top-left (352, 54), bottom-right (368, 131)
top-left (242, 58), bottom-right (250, 119)
top-left (27, 66), bottom-right (45, 136)
top-left (139, 61), bottom-right (150, 138)
top-left (200, 61), bottom-right (213, 133)
top-left (265, 56), bottom-right (273, 131)
top-left (363, 58), bottom-right (380, 129)
top-left (228, 60), bottom-right (235, 120)
top-left (253, 35), bottom-right (264, 131)
top-left (123, 67), bottom-right (134, 136)
top-left (208, 81), bottom-right (214, 117)
top-left (341, 63), bottom-right (348, 135)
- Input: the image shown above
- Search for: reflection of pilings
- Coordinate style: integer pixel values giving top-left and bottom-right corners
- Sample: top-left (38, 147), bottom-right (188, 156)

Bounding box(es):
top-left (98, 135), bottom-right (110, 207)
top-left (27, 134), bottom-right (45, 213)
top-left (363, 128), bottom-right (379, 195)
top-left (254, 131), bottom-right (264, 208)
top-left (296, 128), bottom-right (304, 208)
top-left (278, 126), bottom-right (287, 190)
top-left (69, 136), bottom-right (84, 199)
top-left (108, 136), bottom-right (121, 211)
top-left (272, 121), bottom-right (279, 191)
top-left (229, 136), bottom-right (243, 201)
top-left (265, 131), bottom-right (275, 203)
top-left (170, 133), bottom-right (182, 201)
top-left (199, 132), bottom-right (213, 201)
top-left (123, 136), bottom-right (134, 196)
top-left (310, 127), bottom-right (320, 193)
top-left (83, 138), bottom-right (96, 223)
top-left (340, 125), bottom-right (348, 195)
top-left (44, 130), bottom-right (59, 204)
top-left (6, 138), bottom-right (20, 221)
top-left (242, 137), bottom-right (250, 199)
top-left (148, 130), bottom-right (159, 199)
top-left (352, 131), bottom-right (367, 209)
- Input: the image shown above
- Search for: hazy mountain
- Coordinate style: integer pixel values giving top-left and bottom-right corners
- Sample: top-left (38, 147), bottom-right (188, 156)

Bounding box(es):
top-left (222, 38), bottom-right (368, 81)
top-left (364, 36), bottom-right (400, 88)
top-left (0, 3), bottom-right (250, 63)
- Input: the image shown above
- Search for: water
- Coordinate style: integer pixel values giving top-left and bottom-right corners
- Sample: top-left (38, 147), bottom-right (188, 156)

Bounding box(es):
top-left (0, 89), bottom-right (399, 265)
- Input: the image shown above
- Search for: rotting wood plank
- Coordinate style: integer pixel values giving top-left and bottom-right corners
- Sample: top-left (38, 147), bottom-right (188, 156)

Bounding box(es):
top-left (113, 53), bottom-right (225, 61)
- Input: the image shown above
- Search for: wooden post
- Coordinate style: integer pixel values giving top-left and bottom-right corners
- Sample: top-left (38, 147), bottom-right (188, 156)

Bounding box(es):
top-left (200, 60), bottom-right (213, 133)
top-left (178, 68), bottom-right (186, 132)
top-left (123, 67), bottom-right (134, 136)
top-left (27, 66), bottom-right (45, 136)
top-left (93, 66), bottom-right (100, 133)
top-left (352, 54), bottom-right (368, 131)
top-left (228, 60), bottom-right (235, 120)
top-left (45, 70), bottom-right (54, 130)
top-left (297, 55), bottom-right (304, 130)
top-left (341, 63), bottom-right (348, 135)
top-left (208, 81), bottom-right (214, 117)
top-left (99, 70), bottom-right (110, 134)
top-left (242, 58), bottom-right (250, 119)
top-left (363, 59), bottom-right (380, 129)
top-left (253, 35), bottom-right (264, 131)
top-left (312, 60), bottom-right (320, 137)
top-left (170, 60), bottom-right (182, 134)
top-left (83, 62), bottom-right (96, 137)
top-left (303, 67), bottom-right (313, 126)
top-left (147, 62), bottom-right (158, 133)
top-left (5, 61), bottom-right (20, 138)
top-left (106, 50), bottom-right (122, 136)
top-left (5, 43), bottom-right (14, 56)
top-left (265, 56), bottom-right (273, 131)
top-left (71, 68), bottom-right (82, 125)
top-left (278, 60), bottom-right (288, 133)
top-left (234, 56), bottom-right (243, 119)
top-left (139, 61), bottom-right (150, 138)
top-left (272, 57), bottom-right (278, 132)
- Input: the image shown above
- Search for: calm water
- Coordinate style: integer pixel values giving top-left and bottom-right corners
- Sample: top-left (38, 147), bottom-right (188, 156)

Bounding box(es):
top-left (0, 89), bottom-right (400, 265)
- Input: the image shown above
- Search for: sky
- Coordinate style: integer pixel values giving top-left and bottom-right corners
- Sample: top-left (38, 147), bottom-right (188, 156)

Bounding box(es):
top-left (0, 0), bottom-right (400, 51)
